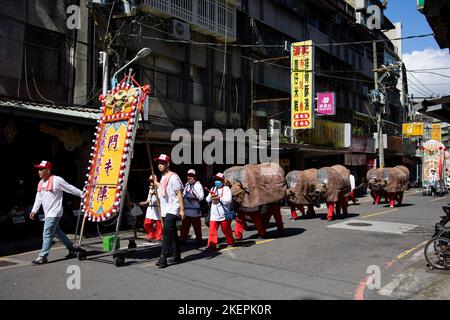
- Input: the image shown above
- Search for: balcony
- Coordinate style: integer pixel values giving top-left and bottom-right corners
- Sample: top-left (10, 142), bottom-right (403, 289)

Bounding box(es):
top-left (140, 0), bottom-right (237, 42)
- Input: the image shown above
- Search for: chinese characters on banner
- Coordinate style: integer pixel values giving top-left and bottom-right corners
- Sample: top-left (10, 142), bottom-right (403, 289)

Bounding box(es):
top-left (431, 123), bottom-right (442, 141)
top-left (291, 40), bottom-right (314, 130)
top-left (402, 122), bottom-right (424, 137)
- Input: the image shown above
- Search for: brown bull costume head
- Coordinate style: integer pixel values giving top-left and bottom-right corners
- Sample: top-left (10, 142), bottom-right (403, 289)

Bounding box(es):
top-left (312, 165), bottom-right (351, 203)
top-left (366, 168), bottom-right (381, 191)
top-left (286, 169), bottom-right (318, 205)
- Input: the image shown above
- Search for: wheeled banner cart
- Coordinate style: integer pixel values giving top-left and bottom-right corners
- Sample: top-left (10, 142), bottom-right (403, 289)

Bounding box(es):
top-left (72, 72), bottom-right (151, 267)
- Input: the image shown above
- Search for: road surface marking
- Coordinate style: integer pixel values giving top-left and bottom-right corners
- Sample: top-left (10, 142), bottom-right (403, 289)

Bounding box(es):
top-left (328, 219), bottom-right (417, 235)
top-left (431, 197), bottom-right (446, 202)
top-left (362, 208), bottom-right (398, 219)
top-left (384, 240), bottom-right (428, 268)
top-left (354, 240), bottom-right (429, 300)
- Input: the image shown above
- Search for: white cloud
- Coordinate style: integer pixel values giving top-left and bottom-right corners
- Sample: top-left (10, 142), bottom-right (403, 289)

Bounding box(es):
top-left (403, 48), bottom-right (450, 98)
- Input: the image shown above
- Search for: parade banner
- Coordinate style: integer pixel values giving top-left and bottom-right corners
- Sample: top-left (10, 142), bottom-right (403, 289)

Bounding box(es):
top-left (291, 40), bottom-right (314, 130)
top-left (422, 139), bottom-right (446, 188)
top-left (402, 122), bottom-right (424, 137)
top-left (82, 78), bottom-right (150, 222)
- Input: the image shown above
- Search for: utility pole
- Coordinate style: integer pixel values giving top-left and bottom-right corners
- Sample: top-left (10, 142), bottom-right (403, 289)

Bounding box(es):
top-left (373, 41), bottom-right (385, 168)
top-left (250, 61), bottom-right (255, 130)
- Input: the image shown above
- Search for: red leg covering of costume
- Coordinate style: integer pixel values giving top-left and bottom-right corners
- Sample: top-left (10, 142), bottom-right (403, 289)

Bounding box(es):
top-left (326, 202), bottom-right (335, 221)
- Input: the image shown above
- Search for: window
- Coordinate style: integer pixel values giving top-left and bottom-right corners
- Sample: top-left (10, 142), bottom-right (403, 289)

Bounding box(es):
top-left (25, 27), bottom-right (65, 85)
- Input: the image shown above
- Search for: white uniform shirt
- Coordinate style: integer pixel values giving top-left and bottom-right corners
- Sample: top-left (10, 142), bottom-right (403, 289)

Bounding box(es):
top-left (32, 176), bottom-right (82, 219)
top-left (349, 174), bottom-right (356, 190)
top-left (145, 189), bottom-right (160, 220)
top-left (157, 173), bottom-right (183, 218)
top-left (206, 186), bottom-right (232, 222)
top-left (183, 181), bottom-right (205, 217)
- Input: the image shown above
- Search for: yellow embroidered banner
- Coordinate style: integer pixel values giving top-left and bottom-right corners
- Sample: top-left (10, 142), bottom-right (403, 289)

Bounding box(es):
top-left (291, 40), bottom-right (314, 130)
top-left (82, 79), bottom-right (150, 222)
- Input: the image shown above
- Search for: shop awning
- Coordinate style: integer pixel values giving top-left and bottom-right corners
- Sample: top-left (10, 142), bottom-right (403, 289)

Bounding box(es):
top-left (0, 97), bottom-right (101, 124)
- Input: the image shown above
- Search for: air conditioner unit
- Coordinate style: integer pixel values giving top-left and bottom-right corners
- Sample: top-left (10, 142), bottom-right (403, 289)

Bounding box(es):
top-left (170, 19), bottom-right (191, 41)
top-left (283, 125), bottom-right (293, 138)
top-left (268, 119), bottom-right (281, 137)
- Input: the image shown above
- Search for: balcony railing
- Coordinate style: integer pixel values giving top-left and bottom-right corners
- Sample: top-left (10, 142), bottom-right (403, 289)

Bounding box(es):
top-left (141, 0), bottom-right (237, 42)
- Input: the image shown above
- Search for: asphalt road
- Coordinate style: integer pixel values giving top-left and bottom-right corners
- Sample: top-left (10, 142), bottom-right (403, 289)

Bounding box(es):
top-left (0, 189), bottom-right (447, 300)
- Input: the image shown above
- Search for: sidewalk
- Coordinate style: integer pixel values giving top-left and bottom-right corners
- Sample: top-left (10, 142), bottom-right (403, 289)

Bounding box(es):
top-left (377, 252), bottom-right (450, 300)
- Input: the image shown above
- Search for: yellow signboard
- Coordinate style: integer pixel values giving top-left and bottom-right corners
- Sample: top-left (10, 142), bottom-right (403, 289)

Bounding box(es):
top-left (82, 80), bottom-right (150, 222)
top-left (291, 40), bottom-right (314, 130)
top-left (402, 122), bottom-right (424, 137)
top-left (431, 123), bottom-right (442, 141)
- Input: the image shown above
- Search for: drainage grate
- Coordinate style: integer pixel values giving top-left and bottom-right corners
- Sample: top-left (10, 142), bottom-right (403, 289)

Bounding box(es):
top-left (347, 222), bottom-right (373, 227)
top-left (0, 260), bottom-right (18, 267)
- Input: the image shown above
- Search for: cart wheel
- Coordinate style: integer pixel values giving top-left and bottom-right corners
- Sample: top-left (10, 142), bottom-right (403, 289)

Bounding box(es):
top-left (114, 255), bottom-right (125, 267)
top-left (128, 240), bottom-right (137, 249)
top-left (77, 249), bottom-right (87, 261)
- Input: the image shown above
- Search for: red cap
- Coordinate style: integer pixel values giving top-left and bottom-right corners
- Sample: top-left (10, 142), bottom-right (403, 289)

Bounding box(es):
top-left (187, 169), bottom-right (196, 176)
top-left (154, 154), bottom-right (171, 164)
top-left (34, 160), bottom-right (52, 170)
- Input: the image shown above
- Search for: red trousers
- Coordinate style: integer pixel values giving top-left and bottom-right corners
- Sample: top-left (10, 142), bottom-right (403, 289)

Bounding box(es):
top-left (179, 216), bottom-right (202, 241)
top-left (234, 213), bottom-right (266, 239)
top-left (265, 203), bottom-right (284, 231)
top-left (326, 202), bottom-right (335, 221)
top-left (207, 220), bottom-right (235, 248)
top-left (349, 190), bottom-right (357, 203)
top-left (387, 192), bottom-right (403, 207)
top-left (144, 218), bottom-right (163, 240)
top-left (290, 205), bottom-right (316, 219)
top-left (290, 205), bottom-right (303, 220)
top-left (335, 197), bottom-right (349, 216)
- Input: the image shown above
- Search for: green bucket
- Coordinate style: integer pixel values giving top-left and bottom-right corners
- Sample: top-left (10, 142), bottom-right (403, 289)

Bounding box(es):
top-left (103, 235), bottom-right (120, 252)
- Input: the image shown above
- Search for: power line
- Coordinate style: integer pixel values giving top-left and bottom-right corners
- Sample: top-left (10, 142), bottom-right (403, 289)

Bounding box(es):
top-left (407, 71), bottom-right (438, 96)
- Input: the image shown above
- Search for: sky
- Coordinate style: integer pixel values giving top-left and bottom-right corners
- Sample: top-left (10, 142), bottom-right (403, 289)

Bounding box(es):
top-left (384, 1), bottom-right (450, 98)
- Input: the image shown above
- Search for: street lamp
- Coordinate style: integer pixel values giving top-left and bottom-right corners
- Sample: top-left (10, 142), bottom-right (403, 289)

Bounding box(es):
top-left (111, 47), bottom-right (152, 88)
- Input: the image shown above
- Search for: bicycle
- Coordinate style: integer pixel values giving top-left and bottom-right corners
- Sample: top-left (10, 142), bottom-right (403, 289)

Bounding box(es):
top-left (424, 206), bottom-right (450, 270)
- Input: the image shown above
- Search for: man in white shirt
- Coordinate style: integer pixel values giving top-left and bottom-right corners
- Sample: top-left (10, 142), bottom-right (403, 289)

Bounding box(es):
top-left (29, 160), bottom-right (83, 265)
top-left (180, 169), bottom-right (205, 244)
top-left (152, 154), bottom-right (185, 268)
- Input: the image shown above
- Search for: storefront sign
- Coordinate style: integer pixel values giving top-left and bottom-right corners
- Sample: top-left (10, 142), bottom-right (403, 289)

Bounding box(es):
top-left (291, 40), bottom-right (314, 130)
top-left (345, 154), bottom-right (367, 166)
top-left (431, 123), bottom-right (442, 141)
top-left (402, 122), bottom-right (424, 137)
top-left (351, 136), bottom-right (375, 153)
top-left (387, 136), bottom-right (403, 153)
top-left (299, 119), bottom-right (351, 148)
top-left (317, 92), bottom-right (335, 115)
